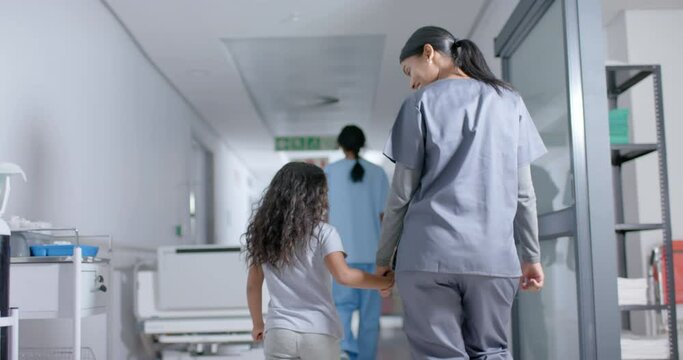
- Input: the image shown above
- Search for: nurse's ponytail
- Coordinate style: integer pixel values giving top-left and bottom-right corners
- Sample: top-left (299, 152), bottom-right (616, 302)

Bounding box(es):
top-left (400, 26), bottom-right (512, 94)
top-left (451, 39), bottom-right (511, 94)
top-left (337, 125), bottom-right (366, 183)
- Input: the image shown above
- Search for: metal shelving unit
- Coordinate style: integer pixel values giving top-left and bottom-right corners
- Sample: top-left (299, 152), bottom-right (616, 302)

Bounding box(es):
top-left (616, 223), bottom-right (665, 233)
top-left (620, 304), bottom-right (669, 312)
top-left (607, 65), bottom-right (678, 359)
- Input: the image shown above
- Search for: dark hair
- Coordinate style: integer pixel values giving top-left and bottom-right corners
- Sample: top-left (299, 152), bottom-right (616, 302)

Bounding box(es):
top-left (244, 162), bottom-right (328, 269)
top-left (400, 26), bottom-right (512, 94)
top-left (337, 125), bottom-right (366, 183)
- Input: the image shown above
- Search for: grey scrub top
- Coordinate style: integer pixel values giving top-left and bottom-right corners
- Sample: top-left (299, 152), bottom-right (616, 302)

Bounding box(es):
top-left (383, 78), bottom-right (546, 277)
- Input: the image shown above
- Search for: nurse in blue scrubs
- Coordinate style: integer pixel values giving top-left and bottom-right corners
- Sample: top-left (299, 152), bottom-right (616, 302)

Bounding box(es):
top-left (377, 27), bottom-right (546, 360)
top-left (325, 125), bottom-right (389, 360)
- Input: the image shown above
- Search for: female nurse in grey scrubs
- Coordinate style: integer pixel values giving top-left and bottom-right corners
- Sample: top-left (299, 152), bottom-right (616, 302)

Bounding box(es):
top-left (376, 26), bottom-right (546, 360)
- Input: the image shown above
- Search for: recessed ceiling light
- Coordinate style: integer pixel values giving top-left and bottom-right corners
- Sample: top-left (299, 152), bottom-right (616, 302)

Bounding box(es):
top-left (287, 95), bottom-right (339, 109)
top-left (282, 12), bottom-right (301, 23)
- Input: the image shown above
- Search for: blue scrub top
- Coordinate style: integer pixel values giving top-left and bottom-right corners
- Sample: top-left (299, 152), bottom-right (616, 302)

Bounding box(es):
top-left (384, 78), bottom-right (546, 277)
top-left (325, 159), bottom-right (389, 264)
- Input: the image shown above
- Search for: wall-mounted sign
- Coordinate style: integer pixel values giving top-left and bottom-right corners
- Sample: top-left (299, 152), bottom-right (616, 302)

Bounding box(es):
top-left (275, 136), bottom-right (338, 151)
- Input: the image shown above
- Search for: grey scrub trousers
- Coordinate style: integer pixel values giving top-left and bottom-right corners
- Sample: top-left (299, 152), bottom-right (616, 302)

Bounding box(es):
top-left (397, 272), bottom-right (518, 360)
top-left (378, 79), bottom-right (546, 360)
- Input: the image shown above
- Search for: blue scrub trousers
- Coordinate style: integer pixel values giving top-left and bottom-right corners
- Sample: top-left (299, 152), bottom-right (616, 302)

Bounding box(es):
top-left (333, 263), bottom-right (381, 360)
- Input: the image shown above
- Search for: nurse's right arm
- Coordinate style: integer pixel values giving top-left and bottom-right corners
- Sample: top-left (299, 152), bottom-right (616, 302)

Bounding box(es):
top-left (376, 163), bottom-right (421, 270)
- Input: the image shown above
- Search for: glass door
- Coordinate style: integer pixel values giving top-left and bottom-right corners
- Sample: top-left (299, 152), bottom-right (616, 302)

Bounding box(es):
top-left (497, 0), bottom-right (621, 359)
top-left (508, 2), bottom-right (579, 359)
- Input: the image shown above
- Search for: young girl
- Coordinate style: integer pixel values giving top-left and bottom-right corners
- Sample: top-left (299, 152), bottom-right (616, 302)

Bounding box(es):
top-left (245, 162), bottom-right (393, 360)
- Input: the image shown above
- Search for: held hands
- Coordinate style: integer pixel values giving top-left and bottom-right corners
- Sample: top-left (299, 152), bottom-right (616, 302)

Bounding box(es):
top-left (376, 265), bottom-right (395, 298)
top-left (251, 322), bottom-right (264, 342)
top-left (520, 262), bottom-right (544, 292)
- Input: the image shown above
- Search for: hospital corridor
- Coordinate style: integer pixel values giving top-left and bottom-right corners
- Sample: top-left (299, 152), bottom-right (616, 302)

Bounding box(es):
top-left (2, 0), bottom-right (683, 359)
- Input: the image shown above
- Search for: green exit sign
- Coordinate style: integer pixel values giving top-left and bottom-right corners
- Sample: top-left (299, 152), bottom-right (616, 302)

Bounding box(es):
top-left (275, 136), bottom-right (338, 151)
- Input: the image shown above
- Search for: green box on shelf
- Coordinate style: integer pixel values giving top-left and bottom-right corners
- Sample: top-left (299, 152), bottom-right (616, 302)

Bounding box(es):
top-left (609, 108), bottom-right (630, 144)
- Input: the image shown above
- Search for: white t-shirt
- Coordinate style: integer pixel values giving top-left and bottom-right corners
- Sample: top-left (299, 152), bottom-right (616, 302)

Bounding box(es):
top-left (263, 223), bottom-right (345, 338)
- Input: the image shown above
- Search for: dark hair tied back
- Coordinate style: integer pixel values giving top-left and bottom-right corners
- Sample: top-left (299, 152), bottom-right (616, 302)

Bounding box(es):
top-left (337, 125), bottom-right (366, 183)
top-left (400, 26), bottom-right (512, 94)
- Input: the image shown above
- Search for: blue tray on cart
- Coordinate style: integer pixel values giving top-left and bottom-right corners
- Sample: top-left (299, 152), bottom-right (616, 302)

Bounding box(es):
top-left (29, 244), bottom-right (99, 257)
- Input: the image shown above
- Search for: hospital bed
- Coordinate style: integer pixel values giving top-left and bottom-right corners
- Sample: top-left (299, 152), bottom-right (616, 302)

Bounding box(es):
top-left (135, 245), bottom-right (268, 359)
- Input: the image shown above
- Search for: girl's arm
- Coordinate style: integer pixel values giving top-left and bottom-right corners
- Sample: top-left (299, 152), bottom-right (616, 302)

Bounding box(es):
top-left (246, 265), bottom-right (265, 341)
top-left (325, 252), bottom-right (394, 289)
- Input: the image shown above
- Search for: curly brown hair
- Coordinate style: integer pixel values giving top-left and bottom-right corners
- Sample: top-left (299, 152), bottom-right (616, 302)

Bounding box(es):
top-left (244, 162), bottom-right (329, 269)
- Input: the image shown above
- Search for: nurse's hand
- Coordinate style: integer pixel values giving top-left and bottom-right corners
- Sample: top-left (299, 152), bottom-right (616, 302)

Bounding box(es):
top-left (520, 262), bottom-right (544, 292)
top-left (376, 266), bottom-right (394, 297)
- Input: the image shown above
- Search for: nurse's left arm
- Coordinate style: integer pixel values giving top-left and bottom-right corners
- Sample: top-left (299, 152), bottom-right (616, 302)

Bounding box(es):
top-left (515, 165), bottom-right (544, 291)
top-left (379, 170), bottom-right (390, 224)
top-left (515, 165), bottom-right (540, 263)
top-left (376, 163), bottom-right (421, 275)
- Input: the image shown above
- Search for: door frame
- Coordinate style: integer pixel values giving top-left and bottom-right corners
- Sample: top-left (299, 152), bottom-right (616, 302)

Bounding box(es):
top-left (190, 138), bottom-right (216, 245)
top-left (496, 0), bottom-right (621, 359)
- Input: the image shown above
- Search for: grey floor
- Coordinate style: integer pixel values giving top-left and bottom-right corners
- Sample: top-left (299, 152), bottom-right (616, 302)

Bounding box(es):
top-left (377, 327), bottom-right (412, 360)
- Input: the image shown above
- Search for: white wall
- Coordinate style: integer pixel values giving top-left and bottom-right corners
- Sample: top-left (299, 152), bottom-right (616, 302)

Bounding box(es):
top-left (604, 8), bottom-right (683, 333)
top-left (0, 1), bottom-right (253, 358)
top-left (192, 118), bottom-right (254, 246)
top-left (468, 0), bottom-right (520, 78)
